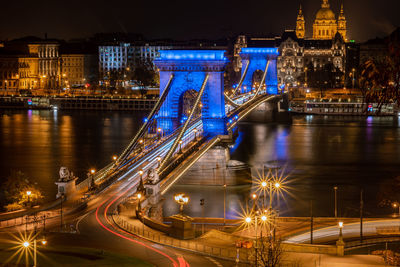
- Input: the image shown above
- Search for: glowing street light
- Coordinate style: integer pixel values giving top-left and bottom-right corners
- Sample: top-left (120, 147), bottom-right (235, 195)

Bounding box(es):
top-left (23, 241), bottom-right (30, 248)
top-left (157, 128), bottom-right (163, 138)
top-left (193, 128), bottom-right (198, 140)
top-left (156, 156), bottom-right (162, 168)
top-left (245, 217), bottom-right (252, 224)
top-left (26, 191), bottom-right (32, 207)
top-left (178, 140), bottom-right (183, 154)
top-left (90, 169), bottom-right (96, 174)
top-left (392, 202), bottom-right (400, 216)
top-left (338, 221), bottom-right (344, 241)
top-left (112, 155), bottom-right (118, 161)
top-left (261, 215), bottom-right (267, 222)
top-left (174, 193), bottom-right (189, 216)
top-left (139, 139), bottom-right (145, 150)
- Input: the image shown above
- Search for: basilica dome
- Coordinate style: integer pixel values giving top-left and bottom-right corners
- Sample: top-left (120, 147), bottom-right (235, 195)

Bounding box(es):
top-left (315, 7), bottom-right (336, 21)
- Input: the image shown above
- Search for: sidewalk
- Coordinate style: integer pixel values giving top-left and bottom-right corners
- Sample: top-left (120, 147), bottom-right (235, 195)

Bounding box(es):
top-left (113, 212), bottom-right (388, 266)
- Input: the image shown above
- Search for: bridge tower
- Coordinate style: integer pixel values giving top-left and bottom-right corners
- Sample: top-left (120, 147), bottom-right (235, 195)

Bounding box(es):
top-left (155, 50), bottom-right (228, 136)
top-left (240, 48), bottom-right (279, 94)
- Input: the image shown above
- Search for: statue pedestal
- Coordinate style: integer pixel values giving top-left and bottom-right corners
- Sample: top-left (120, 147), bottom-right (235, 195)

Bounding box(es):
top-left (145, 183), bottom-right (161, 205)
top-left (55, 178), bottom-right (77, 199)
top-left (169, 214), bottom-right (195, 239)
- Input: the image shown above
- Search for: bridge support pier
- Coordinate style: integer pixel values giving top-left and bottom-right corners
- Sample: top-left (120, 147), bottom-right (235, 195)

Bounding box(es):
top-left (176, 146), bottom-right (250, 186)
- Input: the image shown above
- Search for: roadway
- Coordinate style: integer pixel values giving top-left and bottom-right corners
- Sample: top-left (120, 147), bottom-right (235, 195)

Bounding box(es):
top-left (286, 219), bottom-right (400, 245)
top-left (0, 92), bottom-right (270, 266)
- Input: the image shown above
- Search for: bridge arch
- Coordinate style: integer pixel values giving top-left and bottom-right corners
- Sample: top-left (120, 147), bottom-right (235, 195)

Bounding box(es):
top-left (154, 50), bottom-right (228, 135)
top-left (239, 48), bottom-right (279, 94)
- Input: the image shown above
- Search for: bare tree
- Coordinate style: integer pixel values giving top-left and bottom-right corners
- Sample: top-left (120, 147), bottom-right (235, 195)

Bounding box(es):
top-left (253, 233), bottom-right (283, 267)
top-left (359, 30), bottom-right (400, 114)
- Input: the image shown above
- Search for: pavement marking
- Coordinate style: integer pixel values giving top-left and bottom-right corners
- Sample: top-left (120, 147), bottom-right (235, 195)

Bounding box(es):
top-left (205, 256), bottom-right (223, 267)
top-left (75, 209), bottom-right (95, 234)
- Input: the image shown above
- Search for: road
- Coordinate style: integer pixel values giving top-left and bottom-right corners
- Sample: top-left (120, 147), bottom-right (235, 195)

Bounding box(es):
top-left (286, 219), bottom-right (400, 244)
top-left (0, 92), bottom-right (260, 266)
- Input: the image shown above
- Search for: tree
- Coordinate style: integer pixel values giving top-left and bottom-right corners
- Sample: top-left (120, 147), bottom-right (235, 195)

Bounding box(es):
top-left (254, 234), bottom-right (283, 267)
top-left (132, 59), bottom-right (159, 98)
top-left (359, 31), bottom-right (400, 114)
top-left (377, 176), bottom-right (400, 207)
top-left (3, 170), bottom-right (43, 210)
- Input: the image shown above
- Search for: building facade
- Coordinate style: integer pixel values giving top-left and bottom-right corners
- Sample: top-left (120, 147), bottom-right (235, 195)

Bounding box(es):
top-left (296, 0), bottom-right (347, 41)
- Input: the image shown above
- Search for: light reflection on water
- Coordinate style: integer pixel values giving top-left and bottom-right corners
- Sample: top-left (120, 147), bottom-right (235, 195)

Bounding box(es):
top-left (164, 115), bottom-right (400, 218)
top-left (1, 110), bottom-right (400, 218)
top-left (0, 109), bottom-right (145, 202)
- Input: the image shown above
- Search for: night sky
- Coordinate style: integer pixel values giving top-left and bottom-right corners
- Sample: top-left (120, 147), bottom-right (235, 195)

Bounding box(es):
top-left (1, 0), bottom-right (399, 42)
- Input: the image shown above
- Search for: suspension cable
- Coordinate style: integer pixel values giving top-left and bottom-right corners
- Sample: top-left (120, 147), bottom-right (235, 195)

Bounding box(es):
top-left (157, 74), bottom-right (209, 173)
top-left (225, 60), bottom-right (270, 109)
top-left (115, 74), bottom-right (174, 168)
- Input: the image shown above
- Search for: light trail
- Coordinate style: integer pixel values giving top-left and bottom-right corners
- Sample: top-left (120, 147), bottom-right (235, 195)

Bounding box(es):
top-left (95, 181), bottom-right (181, 267)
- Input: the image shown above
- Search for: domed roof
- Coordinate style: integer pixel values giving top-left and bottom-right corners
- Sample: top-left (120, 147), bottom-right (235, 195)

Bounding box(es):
top-left (315, 8), bottom-right (336, 21)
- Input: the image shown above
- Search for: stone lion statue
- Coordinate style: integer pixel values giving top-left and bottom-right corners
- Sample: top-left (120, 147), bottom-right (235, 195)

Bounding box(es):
top-left (147, 168), bottom-right (159, 184)
top-left (59, 167), bottom-right (71, 182)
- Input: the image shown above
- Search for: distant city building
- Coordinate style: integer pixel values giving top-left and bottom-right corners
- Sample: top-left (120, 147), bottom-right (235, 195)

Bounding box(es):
top-left (296, 0), bottom-right (347, 41)
top-left (60, 43), bottom-right (98, 90)
top-left (234, 0), bottom-right (349, 89)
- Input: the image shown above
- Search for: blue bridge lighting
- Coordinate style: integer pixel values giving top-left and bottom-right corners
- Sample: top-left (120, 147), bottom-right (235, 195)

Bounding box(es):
top-left (239, 47), bottom-right (278, 95)
top-left (157, 50), bottom-right (227, 61)
top-left (241, 48), bottom-right (279, 55)
top-left (155, 50), bottom-right (228, 135)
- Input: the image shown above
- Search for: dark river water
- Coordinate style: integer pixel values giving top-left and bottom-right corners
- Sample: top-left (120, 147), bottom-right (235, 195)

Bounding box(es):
top-left (1, 109), bottom-right (399, 218)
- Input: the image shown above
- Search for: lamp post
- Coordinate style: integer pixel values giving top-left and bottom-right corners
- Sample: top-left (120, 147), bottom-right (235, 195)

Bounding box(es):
top-left (178, 140), bottom-right (183, 154)
top-left (174, 193), bottom-right (189, 216)
top-left (193, 128), bottom-right (198, 140)
top-left (137, 193), bottom-right (142, 213)
top-left (139, 139), bottom-right (145, 151)
top-left (223, 184), bottom-right (227, 226)
top-left (338, 221), bottom-right (344, 242)
top-left (392, 202), bottom-right (400, 217)
top-left (334, 186), bottom-right (338, 218)
top-left (157, 128), bottom-right (163, 139)
top-left (26, 191), bottom-right (32, 207)
top-left (60, 193), bottom-right (64, 232)
top-left (156, 156), bottom-right (162, 168)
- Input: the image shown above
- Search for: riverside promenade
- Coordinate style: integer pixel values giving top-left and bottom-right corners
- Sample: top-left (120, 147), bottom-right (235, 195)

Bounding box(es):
top-left (111, 199), bottom-right (389, 266)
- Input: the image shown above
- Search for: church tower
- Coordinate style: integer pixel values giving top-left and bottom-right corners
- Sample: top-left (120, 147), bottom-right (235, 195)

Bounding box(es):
top-left (313, 0), bottom-right (337, 39)
top-left (337, 4), bottom-right (347, 41)
top-left (296, 5), bottom-right (305, 38)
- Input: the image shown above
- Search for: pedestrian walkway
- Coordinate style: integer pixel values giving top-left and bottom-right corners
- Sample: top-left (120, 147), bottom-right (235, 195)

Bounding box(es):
top-left (112, 212), bottom-right (388, 266)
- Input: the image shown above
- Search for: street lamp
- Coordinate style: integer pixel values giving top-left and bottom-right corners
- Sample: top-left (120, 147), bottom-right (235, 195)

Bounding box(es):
top-left (156, 156), bottom-right (162, 168)
top-left (90, 169), bottom-right (95, 175)
top-left (112, 155), bottom-right (117, 161)
top-left (338, 221), bottom-right (344, 241)
top-left (157, 128), bottom-right (163, 138)
top-left (193, 128), bottom-right (198, 140)
top-left (334, 186), bottom-right (338, 218)
top-left (178, 140), bottom-right (183, 154)
top-left (392, 202), bottom-right (400, 217)
top-left (174, 193), bottom-right (189, 216)
top-left (26, 191), bottom-right (32, 207)
top-left (137, 193), bottom-right (142, 212)
top-left (139, 139), bottom-right (145, 150)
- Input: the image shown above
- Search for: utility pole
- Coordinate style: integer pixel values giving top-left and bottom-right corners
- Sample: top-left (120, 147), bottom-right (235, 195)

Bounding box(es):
top-left (310, 200), bottom-right (314, 244)
top-left (60, 194), bottom-right (64, 232)
top-left (334, 186), bottom-right (338, 218)
top-left (200, 199), bottom-right (205, 235)
top-left (360, 189), bottom-right (364, 243)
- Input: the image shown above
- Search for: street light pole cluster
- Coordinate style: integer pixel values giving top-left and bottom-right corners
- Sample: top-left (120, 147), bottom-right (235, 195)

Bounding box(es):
top-left (174, 193), bottom-right (189, 216)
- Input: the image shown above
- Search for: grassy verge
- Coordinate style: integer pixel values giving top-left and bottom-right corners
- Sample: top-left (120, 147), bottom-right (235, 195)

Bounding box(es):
top-left (0, 243), bottom-right (153, 266)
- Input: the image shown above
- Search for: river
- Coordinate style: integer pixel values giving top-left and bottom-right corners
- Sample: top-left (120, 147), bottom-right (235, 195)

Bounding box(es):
top-left (0, 109), bottom-right (399, 218)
